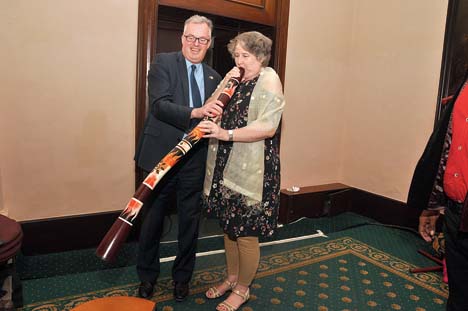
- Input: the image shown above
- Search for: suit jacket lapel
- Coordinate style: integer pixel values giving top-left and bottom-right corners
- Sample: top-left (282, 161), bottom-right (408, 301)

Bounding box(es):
top-left (177, 52), bottom-right (190, 106)
top-left (203, 64), bottom-right (216, 101)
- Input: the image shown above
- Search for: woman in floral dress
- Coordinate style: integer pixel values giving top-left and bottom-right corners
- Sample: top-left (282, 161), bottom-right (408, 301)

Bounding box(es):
top-left (198, 31), bottom-right (285, 311)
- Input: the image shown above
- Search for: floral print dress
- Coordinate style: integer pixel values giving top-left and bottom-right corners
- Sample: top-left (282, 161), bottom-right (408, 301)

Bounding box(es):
top-left (202, 76), bottom-right (281, 239)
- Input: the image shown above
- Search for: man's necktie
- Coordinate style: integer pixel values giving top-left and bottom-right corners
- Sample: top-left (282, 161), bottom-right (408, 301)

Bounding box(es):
top-left (190, 65), bottom-right (202, 129)
top-left (190, 65), bottom-right (202, 109)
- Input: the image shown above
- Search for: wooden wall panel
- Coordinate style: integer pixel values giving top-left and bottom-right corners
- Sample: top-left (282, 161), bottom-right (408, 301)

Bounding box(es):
top-left (227, 0), bottom-right (266, 8)
top-left (159, 0), bottom-right (276, 25)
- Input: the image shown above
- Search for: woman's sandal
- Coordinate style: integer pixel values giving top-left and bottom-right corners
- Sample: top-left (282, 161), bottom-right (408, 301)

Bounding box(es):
top-left (205, 280), bottom-right (237, 299)
top-left (216, 288), bottom-right (250, 311)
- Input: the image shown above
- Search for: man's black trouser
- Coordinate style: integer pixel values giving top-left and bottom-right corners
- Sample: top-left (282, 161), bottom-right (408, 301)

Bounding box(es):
top-left (444, 199), bottom-right (468, 311)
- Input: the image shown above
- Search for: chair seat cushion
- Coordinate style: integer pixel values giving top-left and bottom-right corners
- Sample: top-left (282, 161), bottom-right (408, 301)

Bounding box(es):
top-left (0, 215), bottom-right (21, 245)
top-left (71, 296), bottom-right (156, 311)
top-left (0, 215), bottom-right (22, 262)
top-left (0, 231), bottom-right (22, 262)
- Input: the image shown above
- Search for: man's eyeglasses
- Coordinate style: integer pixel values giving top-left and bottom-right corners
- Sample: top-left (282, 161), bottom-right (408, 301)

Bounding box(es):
top-left (183, 35), bottom-right (210, 45)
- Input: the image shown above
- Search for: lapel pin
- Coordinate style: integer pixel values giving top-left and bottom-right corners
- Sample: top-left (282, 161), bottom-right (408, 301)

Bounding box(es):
top-left (209, 76), bottom-right (214, 79)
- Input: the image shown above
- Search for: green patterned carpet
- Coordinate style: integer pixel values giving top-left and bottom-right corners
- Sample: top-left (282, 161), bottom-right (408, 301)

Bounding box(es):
top-left (17, 213), bottom-right (447, 311)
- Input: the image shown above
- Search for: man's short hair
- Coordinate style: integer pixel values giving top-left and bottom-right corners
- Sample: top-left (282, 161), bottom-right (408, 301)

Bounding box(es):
top-left (184, 15), bottom-right (213, 36)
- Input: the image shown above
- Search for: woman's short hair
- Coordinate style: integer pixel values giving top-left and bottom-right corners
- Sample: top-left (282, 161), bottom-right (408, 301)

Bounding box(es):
top-left (227, 31), bottom-right (272, 67)
top-left (184, 15), bottom-right (213, 35)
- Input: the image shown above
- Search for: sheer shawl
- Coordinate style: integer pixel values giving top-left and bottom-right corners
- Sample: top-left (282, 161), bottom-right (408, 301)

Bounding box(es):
top-left (203, 67), bottom-right (285, 205)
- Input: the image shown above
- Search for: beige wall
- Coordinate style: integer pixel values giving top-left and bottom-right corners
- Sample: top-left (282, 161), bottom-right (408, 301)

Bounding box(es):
top-left (0, 0), bottom-right (448, 221)
top-left (282, 0), bottom-right (448, 202)
top-left (281, 1), bottom-right (355, 188)
top-left (342, 1), bottom-right (448, 200)
top-left (0, 1), bottom-right (138, 220)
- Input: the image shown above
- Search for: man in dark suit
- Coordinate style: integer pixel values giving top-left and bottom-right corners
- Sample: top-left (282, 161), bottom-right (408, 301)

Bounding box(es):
top-left (134, 15), bottom-right (222, 301)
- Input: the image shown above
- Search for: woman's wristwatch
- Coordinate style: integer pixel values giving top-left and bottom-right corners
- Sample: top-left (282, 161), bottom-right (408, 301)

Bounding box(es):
top-left (228, 129), bottom-right (234, 141)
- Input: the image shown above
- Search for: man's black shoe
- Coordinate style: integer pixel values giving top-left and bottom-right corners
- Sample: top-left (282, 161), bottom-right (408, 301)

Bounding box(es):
top-left (173, 282), bottom-right (189, 302)
top-left (138, 281), bottom-right (154, 299)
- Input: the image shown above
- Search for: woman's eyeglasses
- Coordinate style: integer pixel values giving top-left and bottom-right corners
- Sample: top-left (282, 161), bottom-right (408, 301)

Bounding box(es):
top-left (183, 35), bottom-right (210, 45)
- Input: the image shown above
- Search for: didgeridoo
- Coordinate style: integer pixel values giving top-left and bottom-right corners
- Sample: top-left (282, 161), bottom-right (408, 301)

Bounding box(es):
top-left (96, 68), bottom-right (244, 262)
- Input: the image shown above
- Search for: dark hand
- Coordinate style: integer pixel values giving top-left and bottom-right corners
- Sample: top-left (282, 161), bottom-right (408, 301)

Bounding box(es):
top-left (418, 209), bottom-right (440, 242)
